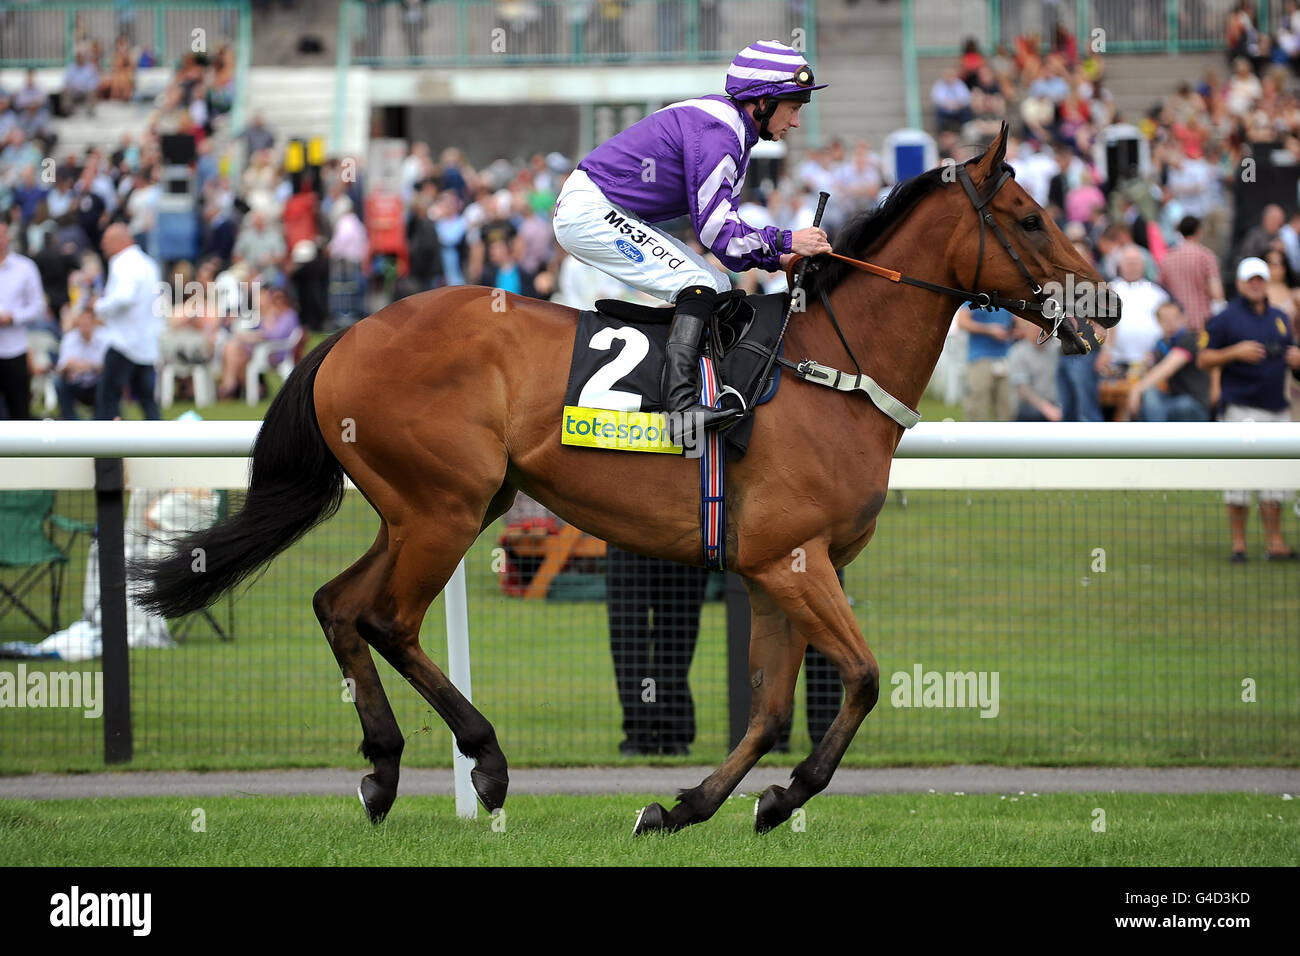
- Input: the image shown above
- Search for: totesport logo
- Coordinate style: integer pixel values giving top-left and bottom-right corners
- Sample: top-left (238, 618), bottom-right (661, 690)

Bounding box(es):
top-left (561, 406), bottom-right (681, 454)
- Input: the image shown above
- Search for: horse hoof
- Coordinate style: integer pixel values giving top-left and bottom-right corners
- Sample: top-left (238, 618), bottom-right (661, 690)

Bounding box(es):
top-left (633, 802), bottom-right (668, 835)
top-left (357, 773), bottom-right (394, 824)
top-left (471, 767), bottom-right (509, 813)
top-left (754, 785), bottom-right (792, 834)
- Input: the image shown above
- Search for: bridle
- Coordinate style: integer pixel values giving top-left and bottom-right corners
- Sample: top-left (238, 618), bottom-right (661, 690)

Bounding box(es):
top-left (954, 163), bottom-right (1089, 353)
top-left (786, 160), bottom-right (1094, 355)
top-left (752, 156), bottom-right (1104, 429)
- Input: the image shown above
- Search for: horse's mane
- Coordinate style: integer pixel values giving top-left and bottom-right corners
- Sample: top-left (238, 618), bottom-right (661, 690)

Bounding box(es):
top-left (804, 163), bottom-right (953, 301)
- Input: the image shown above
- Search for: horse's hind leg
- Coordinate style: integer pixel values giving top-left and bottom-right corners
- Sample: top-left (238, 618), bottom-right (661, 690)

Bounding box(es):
top-left (749, 552), bottom-right (880, 834)
top-left (635, 580), bottom-right (804, 834)
top-left (313, 526), bottom-right (406, 823)
top-left (357, 508), bottom-right (512, 814)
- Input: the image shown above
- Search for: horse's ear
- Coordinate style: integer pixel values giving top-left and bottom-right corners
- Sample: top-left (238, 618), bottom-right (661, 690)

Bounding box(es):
top-left (970, 122), bottom-right (1010, 185)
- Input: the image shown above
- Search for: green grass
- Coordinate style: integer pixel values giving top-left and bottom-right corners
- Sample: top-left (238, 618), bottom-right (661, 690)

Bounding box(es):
top-left (0, 793), bottom-right (1294, 866)
top-left (4, 377), bottom-right (1298, 773)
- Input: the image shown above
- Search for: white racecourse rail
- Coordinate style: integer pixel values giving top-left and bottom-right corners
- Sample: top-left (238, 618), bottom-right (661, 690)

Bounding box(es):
top-left (3, 420), bottom-right (1300, 816)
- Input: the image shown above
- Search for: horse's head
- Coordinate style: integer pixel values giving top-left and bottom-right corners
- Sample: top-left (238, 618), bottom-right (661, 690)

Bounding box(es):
top-left (951, 123), bottom-right (1121, 354)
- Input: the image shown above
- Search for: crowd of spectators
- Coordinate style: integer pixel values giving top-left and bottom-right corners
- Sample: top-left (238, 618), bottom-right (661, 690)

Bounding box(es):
top-left (0, 33), bottom-right (281, 416)
top-left (1, 51), bottom-right (886, 417)
top-left (929, 10), bottom-right (1300, 436)
top-left (929, 8), bottom-right (1300, 557)
top-left (2, 9), bottom-right (1300, 447)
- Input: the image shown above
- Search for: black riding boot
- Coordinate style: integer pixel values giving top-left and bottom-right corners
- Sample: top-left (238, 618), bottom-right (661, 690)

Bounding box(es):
top-left (662, 286), bottom-right (742, 444)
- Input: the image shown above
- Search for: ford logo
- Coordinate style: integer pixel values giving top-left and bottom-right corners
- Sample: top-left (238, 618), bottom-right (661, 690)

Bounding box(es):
top-left (616, 240), bottom-right (644, 262)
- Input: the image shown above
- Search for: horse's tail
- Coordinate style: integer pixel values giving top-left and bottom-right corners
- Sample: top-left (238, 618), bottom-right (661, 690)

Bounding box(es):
top-left (133, 330), bottom-right (349, 618)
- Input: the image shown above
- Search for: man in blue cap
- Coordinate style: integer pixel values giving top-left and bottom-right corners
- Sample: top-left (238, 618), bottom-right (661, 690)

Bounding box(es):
top-left (1199, 256), bottom-right (1300, 560)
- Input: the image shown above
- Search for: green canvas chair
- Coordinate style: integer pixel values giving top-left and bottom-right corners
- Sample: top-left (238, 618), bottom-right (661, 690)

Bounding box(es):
top-left (0, 491), bottom-right (94, 636)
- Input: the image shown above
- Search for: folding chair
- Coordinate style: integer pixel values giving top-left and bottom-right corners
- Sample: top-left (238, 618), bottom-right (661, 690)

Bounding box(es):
top-left (0, 491), bottom-right (94, 636)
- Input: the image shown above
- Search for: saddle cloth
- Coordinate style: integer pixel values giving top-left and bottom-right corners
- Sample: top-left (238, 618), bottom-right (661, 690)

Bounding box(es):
top-left (561, 291), bottom-right (787, 460)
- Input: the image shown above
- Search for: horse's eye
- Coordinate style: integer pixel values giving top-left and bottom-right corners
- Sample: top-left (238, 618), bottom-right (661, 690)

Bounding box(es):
top-left (1021, 215), bottom-right (1042, 232)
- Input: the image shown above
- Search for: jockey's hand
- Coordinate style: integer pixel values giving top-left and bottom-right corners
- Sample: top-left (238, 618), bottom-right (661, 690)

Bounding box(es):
top-left (790, 227), bottom-right (832, 257)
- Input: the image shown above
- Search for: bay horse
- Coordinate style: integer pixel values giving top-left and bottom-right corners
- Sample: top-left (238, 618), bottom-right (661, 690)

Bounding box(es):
top-left (136, 124), bottom-right (1119, 834)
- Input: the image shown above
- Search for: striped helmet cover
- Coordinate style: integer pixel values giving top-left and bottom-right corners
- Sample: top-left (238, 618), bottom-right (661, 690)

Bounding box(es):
top-left (724, 40), bottom-right (828, 102)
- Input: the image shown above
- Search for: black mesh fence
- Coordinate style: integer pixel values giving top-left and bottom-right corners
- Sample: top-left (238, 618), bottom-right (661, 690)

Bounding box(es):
top-left (1, 485), bottom-right (1297, 772)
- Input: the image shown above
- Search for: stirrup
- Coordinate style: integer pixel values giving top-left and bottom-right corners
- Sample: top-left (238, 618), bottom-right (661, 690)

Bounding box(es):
top-left (664, 402), bottom-right (743, 447)
top-left (715, 385), bottom-right (748, 416)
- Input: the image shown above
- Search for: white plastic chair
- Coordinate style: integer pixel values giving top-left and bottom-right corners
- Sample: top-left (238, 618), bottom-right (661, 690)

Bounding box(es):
top-left (159, 358), bottom-right (217, 409)
top-left (26, 330), bottom-right (60, 414)
top-left (159, 330), bottom-right (218, 409)
top-left (245, 327), bottom-right (304, 406)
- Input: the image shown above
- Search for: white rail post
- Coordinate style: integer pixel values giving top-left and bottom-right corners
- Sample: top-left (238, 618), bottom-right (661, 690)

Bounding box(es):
top-left (443, 558), bottom-right (476, 819)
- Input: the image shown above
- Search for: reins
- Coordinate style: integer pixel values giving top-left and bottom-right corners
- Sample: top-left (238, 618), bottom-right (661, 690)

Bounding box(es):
top-left (782, 165), bottom-right (1081, 333)
top-left (756, 160), bottom-right (1100, 429)
top-left (787, 248), bottom-right (1062, 322)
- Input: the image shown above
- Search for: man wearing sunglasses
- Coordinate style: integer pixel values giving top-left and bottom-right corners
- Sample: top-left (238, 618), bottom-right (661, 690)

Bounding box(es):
top-left (553, 40), bottom-right (833, 437)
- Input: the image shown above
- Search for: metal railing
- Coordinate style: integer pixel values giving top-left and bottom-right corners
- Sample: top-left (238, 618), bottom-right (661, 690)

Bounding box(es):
top-left (2, 421), bottom-right (1298, 773)
top-left (0, 0), bottom-right (250, 69)
top-left (913, 0), bottom-right (1258, 56)
top-left (340, 0), bottom-right (814, 66)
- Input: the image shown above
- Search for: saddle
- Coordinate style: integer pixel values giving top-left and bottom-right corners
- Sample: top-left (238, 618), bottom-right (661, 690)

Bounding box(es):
top-left (562, 291), bottom-right (788, 460)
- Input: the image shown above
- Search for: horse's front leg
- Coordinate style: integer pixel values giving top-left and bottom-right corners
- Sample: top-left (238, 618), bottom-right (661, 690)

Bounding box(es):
top-left (750, 551), bottom-right (880, 833)
top-left (634, 579), bottom-right (803, 834)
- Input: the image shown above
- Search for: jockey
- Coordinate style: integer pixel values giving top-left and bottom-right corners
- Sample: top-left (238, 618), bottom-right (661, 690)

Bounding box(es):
top-left (552, 40), bottom-right (833, 434)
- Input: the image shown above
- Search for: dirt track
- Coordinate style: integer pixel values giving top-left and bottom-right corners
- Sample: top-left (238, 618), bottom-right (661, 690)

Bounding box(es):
top-left (2, 765), bottom-right (1296, 800)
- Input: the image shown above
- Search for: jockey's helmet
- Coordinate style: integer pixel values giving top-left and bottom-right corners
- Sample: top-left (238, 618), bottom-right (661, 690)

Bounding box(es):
top-left (724, 40), bottom-right (828, 106)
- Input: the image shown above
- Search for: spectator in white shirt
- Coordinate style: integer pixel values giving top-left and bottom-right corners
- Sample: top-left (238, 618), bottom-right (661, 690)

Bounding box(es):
top-left (931, 69), bottom-right (973, 132)
top-left (1009, 139), bottom-right (1058, 208)
top-left (126, 166), bottom-right (161, 246)
top-left (1224, 57), bottom-right (1261, 116)
top-left (1101, 246), bottom-right (1171, 375)
top-left (0, 221), bottom-right (47, 420)
top-left (233, 208), bottom-right (287, 286)
top-left (55, 305), bottom-right (108, 420)
top-left (93, 223), bottom-right (163, 420)
top-left (1163, 144), bottom-right (1215, 219)
top-left (834, 139), bottom-right (884, 217)
top-left (13, 69), bottom-right (48, 113)
top-left (45, 172), bottom-right (77, 221)
top-left (1278, 210), bottom-right (1300, 275)
top-left (64, 50), bottom-right (100, 117)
